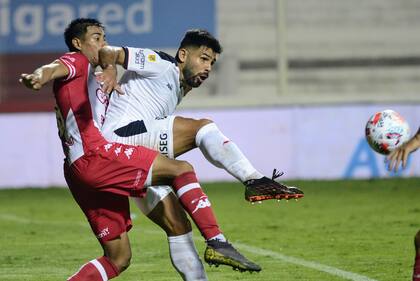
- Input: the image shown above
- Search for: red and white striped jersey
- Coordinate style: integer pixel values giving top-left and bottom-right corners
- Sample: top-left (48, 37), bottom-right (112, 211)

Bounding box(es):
top-left (53, 52), bottom-right (109, 164)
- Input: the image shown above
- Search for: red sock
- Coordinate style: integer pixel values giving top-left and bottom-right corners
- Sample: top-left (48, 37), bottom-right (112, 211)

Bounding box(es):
top-left (414, 254), bottom-right (420, 281)
top-left (67, 256), bottom-right (119, 281)
top-left (173, 171), bottom-right (222, 240)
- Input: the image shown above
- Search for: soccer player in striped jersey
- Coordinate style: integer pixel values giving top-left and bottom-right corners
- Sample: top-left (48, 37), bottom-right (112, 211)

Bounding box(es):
top-left (20, 18), bottom-right (243, 281)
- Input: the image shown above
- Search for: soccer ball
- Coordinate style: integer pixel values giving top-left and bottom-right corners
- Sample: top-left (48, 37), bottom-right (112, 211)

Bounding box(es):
top-left (365, 109), bottom-right (411, 155)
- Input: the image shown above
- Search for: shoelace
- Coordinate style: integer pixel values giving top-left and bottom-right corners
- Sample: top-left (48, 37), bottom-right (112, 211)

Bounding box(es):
top-left (212, 239), bottom-right (231, 248)
top-left (210, 239), bottom-right (240, 254)
top-left (272, 169), bottom-right (284, 180)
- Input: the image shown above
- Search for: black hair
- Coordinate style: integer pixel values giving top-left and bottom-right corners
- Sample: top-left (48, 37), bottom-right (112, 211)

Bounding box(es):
top-left (64, 18), bottom-right (104, 52)
top-left (176, 29), bottom-right (222, 62)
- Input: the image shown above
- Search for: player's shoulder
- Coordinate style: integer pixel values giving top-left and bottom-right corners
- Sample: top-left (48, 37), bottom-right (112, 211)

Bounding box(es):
top-left (153, 50), bottom-right (177, 65)
top-left (123, 47), bottom-right (177, 77)
top-left (60, 52), bottom-right (89, 65)
top-left (129, 48), bottom-right (176, 66)
top-left (58, 52), bottom-right (89, 81)
top-left (140, 49), bottom-right (176, 68)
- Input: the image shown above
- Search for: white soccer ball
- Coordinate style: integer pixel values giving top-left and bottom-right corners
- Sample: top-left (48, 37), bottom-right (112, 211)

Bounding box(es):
top-left (365, 109), bottom-right (411, 155)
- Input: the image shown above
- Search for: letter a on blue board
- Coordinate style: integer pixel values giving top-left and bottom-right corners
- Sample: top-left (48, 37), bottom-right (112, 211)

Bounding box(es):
top-left (344, 138), bottom-right (379, 178)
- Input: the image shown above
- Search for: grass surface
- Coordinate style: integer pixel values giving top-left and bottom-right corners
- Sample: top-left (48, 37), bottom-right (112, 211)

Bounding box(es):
top-left (0, 178), bottom-right (419, 280)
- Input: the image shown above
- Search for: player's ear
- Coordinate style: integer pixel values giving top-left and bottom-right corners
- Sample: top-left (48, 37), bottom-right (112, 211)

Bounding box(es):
top-left (177, 48), bottom-right (188, 63)
top-left (72, 37), bottom-right (82, 51)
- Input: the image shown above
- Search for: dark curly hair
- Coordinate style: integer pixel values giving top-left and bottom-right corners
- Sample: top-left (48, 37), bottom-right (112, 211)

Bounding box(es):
top-left (176, 29), bottom-right (222, 62)
top-left (64, 18), bottom-right (104, 52)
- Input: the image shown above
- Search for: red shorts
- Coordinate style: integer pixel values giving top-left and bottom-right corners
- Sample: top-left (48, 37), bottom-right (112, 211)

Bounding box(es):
top-left (64, 142), bottom-right (158, 243)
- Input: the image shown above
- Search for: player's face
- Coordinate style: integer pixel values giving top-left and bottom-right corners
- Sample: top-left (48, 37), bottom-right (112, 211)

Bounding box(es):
top-left (182, 46), bottom-right (217, 88)
top-left (76, 26), bottom-right (107, 66)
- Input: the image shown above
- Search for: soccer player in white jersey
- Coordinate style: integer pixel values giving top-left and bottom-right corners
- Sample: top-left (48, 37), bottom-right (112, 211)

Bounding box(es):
top-left (101, 32), bottom-right (263, 273)
top-left (19, 18), bottom-right (239, 281)
top-left (98, 30), bottom-right (304, 269)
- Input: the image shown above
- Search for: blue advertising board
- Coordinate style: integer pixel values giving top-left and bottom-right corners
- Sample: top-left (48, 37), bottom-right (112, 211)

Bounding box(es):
top-left (0, 0), bottom-right (215, 53)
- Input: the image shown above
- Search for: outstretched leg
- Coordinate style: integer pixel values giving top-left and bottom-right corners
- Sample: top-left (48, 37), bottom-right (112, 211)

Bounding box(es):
top-left (173, 118), bottom-right (262, 182)
top-left (173, 117), bottom-right (304, 202)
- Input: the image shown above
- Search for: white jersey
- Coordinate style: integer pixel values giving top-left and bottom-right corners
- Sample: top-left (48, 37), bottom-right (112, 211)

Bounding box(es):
top-left (102, 47), bottom-right (184, 140)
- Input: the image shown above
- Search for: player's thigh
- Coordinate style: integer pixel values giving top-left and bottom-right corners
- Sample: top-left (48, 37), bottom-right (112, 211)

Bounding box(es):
top-left (110, 116), bottom-right (176, 158)
top-left (64, 164), bottom-right (133, 244)
top-left (134, 190), bottom-right (191, 236)
top-left (173, 116), bottom-right (213, 157)
top-left (150, 154), bottom-right (193, 186)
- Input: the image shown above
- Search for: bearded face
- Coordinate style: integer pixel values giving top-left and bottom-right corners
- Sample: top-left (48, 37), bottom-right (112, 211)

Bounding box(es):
top-left (181, 46), bottom-right (217, 88)
top-left (183, 60), bottom-right (209, 88)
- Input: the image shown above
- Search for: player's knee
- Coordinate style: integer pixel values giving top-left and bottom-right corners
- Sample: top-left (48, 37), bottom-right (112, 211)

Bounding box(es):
top-left (167, 219), bottom-right (192, 236)
top-left (119, 256), bottom-right (131, 273)
top-left (196, 118), bottom-right (213, 131)
top-left (109, 252), bottom-right (132, 273)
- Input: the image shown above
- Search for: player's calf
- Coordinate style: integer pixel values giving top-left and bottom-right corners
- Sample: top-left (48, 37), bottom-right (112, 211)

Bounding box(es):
top-left (67, 256), bottom-right (119, 281)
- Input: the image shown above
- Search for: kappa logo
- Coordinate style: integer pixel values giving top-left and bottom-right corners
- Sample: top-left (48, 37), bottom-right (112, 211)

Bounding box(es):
top-left (191, 196), bottom-right (211, 214)
top-left (166, 83), bottom-right (173, 91)
top-left (124, 147), bottom-right (134, 159)
top-left (104, 143), bottom-right (113, 152)
top-left (114, 146), bottom-right (122, 156)
top-left (96, 227), bottom-right (110, 239)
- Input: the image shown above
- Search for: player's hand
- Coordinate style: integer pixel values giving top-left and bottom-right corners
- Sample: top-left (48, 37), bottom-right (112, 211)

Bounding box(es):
top-left (19, 73), bottom-right (43, 90)
top-left (386, 135), bottom-right (420, 172)
top-left (96, 65), bottom-right (123, 95)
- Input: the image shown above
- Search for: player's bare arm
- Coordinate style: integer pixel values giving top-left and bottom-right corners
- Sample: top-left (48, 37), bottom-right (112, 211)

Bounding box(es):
top-left (19, 60), bottom-right (69, 91)
top-left (97, 46), bottom-right (125, 94)
top-left (387, 127), bottom-right (420, 172)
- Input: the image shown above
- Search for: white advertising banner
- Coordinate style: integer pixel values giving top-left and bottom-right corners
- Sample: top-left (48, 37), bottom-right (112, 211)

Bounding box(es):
top-left (0, 104), bottom-right (419, 188)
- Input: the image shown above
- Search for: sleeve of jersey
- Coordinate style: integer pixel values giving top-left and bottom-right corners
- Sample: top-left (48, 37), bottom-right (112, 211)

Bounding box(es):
top-left (123, 47), bottom-right (167, 78)
top-left (58, 53), bottom-right (88, 81)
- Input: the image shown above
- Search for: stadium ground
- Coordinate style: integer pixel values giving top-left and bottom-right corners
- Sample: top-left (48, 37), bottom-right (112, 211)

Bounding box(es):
top-left (0, 178), bottom-right (419, 281)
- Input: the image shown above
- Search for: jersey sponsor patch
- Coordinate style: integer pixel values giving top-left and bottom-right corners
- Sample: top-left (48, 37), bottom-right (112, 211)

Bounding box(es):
top-left (96, 227), bottom-right (110, 239)
top-left (147, 54), bottom-right (156, 62)
top-left (134, 49), bottom-right (146, 69)
top-left (159, 132), bottom-right (169, 157)
top-left (155, 50), bottom-right (177, 64)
